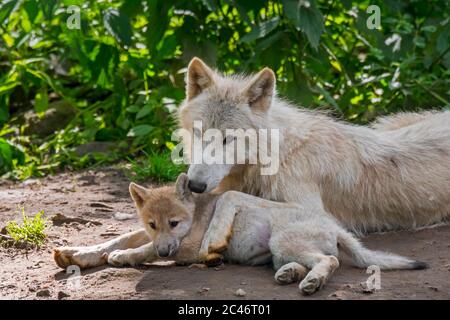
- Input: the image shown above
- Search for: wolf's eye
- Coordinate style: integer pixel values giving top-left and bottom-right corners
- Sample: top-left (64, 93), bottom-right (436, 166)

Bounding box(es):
top-left (169, 220), bottom-right (179, 228)
top-left (149, 222), bottom-right (156, 229)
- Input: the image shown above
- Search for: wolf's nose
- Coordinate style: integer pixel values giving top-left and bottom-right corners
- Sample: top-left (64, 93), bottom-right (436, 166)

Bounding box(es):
top-left (188, 180), bottom-right (207, 193)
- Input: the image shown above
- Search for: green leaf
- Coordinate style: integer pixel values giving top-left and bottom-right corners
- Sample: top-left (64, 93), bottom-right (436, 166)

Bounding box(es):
top-left (0, 0), bottom-right (19, 25)
top-left (23, 0), bottom-right (39, 22)
top-left (34, 88), bottom-right (49, 113)
top-left (413, 36), bottom-right (426, 48)
top-left (136, 104), bottom-right (152, 119)
top-left (422, 25), bottom-right (436, 33)
top-left (127, 125), bottom-right (153, 137)
top-left (241, 17), bottom-right (280, 43)
top-left (126, 105), bottom-right (140, 113)
top-left (103, 8), bottom-right (133, 47)
top-left (0, 81), bottom-right (19, 95)
top-left (40, 0), bottom-right (57, 20)
top-left (0, 138), bottom-right (12, 167)
top-left (201, 0), bottom-right (217, 11)
top-left (283, 0), bottom-right (324, 49)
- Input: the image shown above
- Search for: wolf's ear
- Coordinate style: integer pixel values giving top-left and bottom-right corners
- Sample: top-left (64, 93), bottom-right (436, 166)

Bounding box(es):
top-left (243, 68), bottom-right (275, 111)
top-left (175, 173), bottom-right (192, 201)
top-left (186, 57), bottom-right (215, 100)
top-left (129, 182), bottom-right (149, 208)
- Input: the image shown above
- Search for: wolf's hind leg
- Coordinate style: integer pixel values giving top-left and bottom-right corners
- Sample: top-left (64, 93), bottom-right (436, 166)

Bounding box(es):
top-left (53, 229), bottom-right (150, 269)
top-left (274, 262), bottom-right (308, 284)
top-left (299, 254), bottom-right (340, 295)
top-left (270, 228), bottom-right (339, 294)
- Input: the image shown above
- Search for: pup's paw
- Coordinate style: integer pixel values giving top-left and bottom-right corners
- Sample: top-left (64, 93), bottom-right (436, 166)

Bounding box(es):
top-left (275, 262), bottom-right (308, 285)
top-left (299, 273), bottom-right (325, 295)
top-left (53, 247), bottom-right (107, 270)
top-left (107, 249), bottom-right (137, 267)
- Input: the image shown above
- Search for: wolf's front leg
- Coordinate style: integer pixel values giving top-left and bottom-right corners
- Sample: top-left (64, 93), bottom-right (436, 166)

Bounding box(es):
top-left (199, 192), bottom-right (241, 261)
top-left (53, 229), bottom-right (150, 269)
top-left (108, 242), bottom-right (157, 267)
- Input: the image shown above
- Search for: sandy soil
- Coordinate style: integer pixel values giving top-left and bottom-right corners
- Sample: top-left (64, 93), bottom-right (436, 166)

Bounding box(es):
top-left (0, 168), bottom-right (449, 300)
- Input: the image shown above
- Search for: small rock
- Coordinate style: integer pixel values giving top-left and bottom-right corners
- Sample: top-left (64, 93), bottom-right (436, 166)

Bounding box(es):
top-left (113, 212), bottom-right (135, 221)
top-left (329, 290), bottom-right (348, 300)
top-left (235, 288), bottom-right (246, 297)
top-left (57, 291), bottom-right (70, 300)
top-left (359, 282), bottom-right (375, 294)
top-left (51, 213), bottom-right (102, 227)
top-left (197, 287), bottom-right (210, 294)
top-left (100, 232), bottom-right (121, 237)
top-left (240, 281), bottom-right (247, 285)
top-left (214, 263), bottom-right (226, 271)
top-left (427, 286), bottom-right (439, 292)
top-left (21, 179), bottom-right (40, 187)
top-left (36, 289), bottom-right (51, 297)
top-left (23, 100), bottom-right (77, 137)
top-left (90, 202), bottom-right (114, 209)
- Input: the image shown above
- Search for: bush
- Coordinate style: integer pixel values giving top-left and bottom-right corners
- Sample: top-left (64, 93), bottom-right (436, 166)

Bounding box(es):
top-left (0, 0), bottom-right (448, 179)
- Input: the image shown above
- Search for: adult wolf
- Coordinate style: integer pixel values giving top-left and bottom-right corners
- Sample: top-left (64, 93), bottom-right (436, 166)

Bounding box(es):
top-left (180, 57), bottom-right (450, 233)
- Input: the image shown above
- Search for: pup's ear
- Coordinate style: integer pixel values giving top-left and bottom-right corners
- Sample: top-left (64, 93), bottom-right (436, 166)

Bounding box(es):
top-left (243, 67), bottom-right (276, 111)
top-left (129, 182), bottom-right (149, 208)
top-left (175, 173), bottom-right (192, 201)
top-left (186, 57), bottom-right (215, 100)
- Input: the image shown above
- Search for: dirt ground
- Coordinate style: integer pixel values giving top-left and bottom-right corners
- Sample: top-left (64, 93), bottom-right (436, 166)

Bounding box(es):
top-left (0, 167), bottom-right (449, 300)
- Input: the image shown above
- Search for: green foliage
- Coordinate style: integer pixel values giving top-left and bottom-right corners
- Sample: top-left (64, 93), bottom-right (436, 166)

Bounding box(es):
top-left (4, 208), bottom-right (47, 247)
top-left (125, 151), bottom-right (187, 183)
top-left (0, 0), bottom-right (448, 180)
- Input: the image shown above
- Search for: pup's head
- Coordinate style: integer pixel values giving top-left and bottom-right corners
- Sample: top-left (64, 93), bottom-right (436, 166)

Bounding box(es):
top-left (179, 57), bottom-right (276, 193)
top-left (129, 173), bottom-right (195, 257)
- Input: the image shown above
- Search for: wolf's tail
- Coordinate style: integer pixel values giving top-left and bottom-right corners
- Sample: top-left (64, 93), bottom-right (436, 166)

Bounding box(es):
top-left (337, 231), bottom-right (427, 270)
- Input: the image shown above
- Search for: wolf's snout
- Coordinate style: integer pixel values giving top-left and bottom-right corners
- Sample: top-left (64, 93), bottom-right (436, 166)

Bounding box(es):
top-left (156, 246), bottom-right (171, 257)
top-left (158, 250), bottom-right (170, 258)
top-left (188, 180), bottom-right (207, 193)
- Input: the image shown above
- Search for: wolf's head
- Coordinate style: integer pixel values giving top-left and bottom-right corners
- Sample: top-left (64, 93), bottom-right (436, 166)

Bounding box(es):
top-left (179, 57), bottom-right (277, 193)
top-left (129, 174), bottom-right (195, 257)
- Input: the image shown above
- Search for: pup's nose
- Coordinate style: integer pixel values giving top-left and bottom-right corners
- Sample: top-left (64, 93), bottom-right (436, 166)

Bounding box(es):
top-left (157, 248), bottom-right (170, 257)
top-left (188, 180), bottom-right (207, 193)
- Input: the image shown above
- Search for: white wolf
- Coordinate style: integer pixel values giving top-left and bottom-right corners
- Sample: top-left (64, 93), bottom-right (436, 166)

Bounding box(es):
top-left (180, 57), bottom-right (450, 233)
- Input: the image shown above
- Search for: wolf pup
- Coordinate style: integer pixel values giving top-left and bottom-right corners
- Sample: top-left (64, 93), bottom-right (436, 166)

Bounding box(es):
top-left (180, 58), bottom-right (450, 233)
top-left (54, 174), bottom-right (426, 295)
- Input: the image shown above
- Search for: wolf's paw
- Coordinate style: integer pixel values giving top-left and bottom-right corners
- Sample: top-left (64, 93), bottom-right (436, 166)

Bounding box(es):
top-left (275, 262), bottom-right (308, 285)
top-left (107, 249), bottom-right (136, 267)
top-left (53, 246), bottom-right (107, 270)
top-left (299, 273), bottom-right (325, 295)
top-left (199, 227), bottom-right (232, 258)
top-left (199, 252), bottom-right (223, 266)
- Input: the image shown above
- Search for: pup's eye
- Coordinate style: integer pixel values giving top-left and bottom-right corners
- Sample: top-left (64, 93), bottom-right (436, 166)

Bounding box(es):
top-left (149, 222), bottom-right (156, 229)
top-left (169, 220), bottom-right (179, 228)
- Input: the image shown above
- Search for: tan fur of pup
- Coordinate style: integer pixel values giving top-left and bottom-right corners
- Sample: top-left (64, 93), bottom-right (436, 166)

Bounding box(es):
top-left (53, 174), bottom-right (427, 295)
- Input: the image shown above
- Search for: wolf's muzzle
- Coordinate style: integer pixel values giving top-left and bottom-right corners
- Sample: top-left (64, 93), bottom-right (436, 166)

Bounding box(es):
top-left (188, 180), bottom-right (207, 193)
